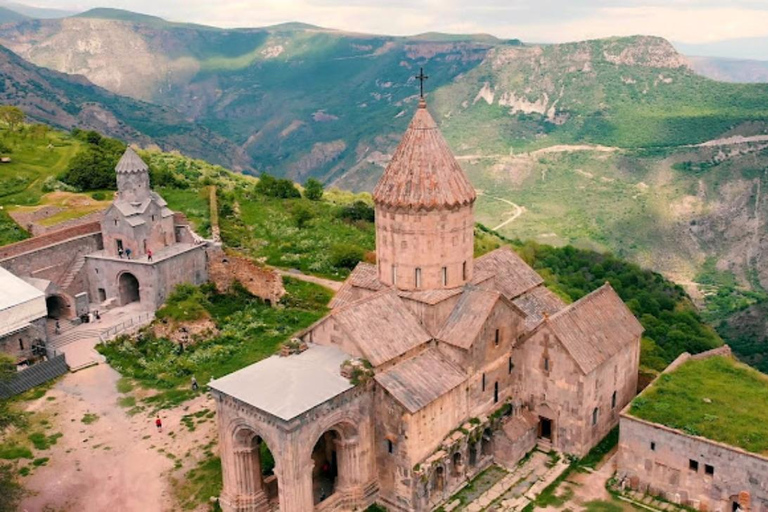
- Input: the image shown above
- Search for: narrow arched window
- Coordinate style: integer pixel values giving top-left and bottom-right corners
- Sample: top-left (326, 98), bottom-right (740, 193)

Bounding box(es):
top-left (592, 407), bottom-right (599, 426)
top-left (441, 267), bottom-right (447, 286)
top-left (391, 265), bottom-right (397, 285)
top-left (415, 268), bottom-right (422, 288)
top-left (482, 373), bottom-right (486, 391)
top-left (462, 261), bottom-right (467, 280)
top-left (611, 391), bottom-right (617, 409)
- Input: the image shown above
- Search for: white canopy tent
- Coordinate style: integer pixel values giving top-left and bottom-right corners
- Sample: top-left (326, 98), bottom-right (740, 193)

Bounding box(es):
top-left (0, 266), bottom-right (47, 338)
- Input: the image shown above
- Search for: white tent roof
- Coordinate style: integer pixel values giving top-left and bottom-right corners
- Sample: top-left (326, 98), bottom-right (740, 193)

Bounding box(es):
top-left (0, 267), bottom-right (47, 337)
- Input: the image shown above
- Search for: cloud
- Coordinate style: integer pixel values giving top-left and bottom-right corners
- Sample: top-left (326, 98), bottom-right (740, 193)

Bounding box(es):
top-left (20, 0), bottom-right (768, 44)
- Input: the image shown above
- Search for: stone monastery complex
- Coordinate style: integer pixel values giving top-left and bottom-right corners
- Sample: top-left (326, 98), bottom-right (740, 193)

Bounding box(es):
top-left (209, 99), bottom-right (644, 512)
top-left (1, 92), bottom-right (765, 512)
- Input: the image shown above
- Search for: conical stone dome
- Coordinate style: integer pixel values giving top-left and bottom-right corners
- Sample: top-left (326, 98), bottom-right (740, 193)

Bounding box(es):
top-left (373, 100), bottom-right (476, 210)
top-left (115, 147), bottom-right (149, 174)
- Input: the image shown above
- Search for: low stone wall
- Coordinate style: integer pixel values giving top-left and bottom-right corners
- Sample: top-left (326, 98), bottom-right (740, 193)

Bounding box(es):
top-left (0, 221), bottom-right (101, 261)
top-left (0, 354), bottom-right (68, 399)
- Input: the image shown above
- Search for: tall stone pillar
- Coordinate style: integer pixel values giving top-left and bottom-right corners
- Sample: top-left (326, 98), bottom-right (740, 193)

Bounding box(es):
top-left (220, 444), bottom-right (268, 512)
top-left (335, 436), bottom-right (364, 501)
top-left (277, 445), bottom-right (313, 512)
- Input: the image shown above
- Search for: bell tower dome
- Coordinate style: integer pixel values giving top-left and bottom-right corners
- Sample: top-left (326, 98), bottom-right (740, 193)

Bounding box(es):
top-left (372, 99), bottom-right (476, 291)
top-left (115, 147), bottom-right (151, 204)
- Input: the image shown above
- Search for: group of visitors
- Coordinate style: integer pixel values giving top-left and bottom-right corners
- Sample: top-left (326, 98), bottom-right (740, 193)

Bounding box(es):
top-left (117, 247), bottom-right (153, 261)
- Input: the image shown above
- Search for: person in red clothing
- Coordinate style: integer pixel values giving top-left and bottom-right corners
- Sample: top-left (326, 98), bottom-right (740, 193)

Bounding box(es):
top-left (147, 248), bottom-right (153, 262)
top-left (155, 416), bottom-right (162, 433)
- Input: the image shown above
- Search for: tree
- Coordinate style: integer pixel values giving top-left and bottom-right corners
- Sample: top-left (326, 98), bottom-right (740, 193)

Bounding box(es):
top-left (330, 243), bottom-right (365, 270)
top-left (0, 106), bottom-right (24, 132)
top-left (303, 178), bottom-right (324, 201)
top-left (292, 203), bottom-right (314, 229)
top-left (59, 131), bottom-right (126, 191)
top-left (339, 201), bottom-right (375, 222)
top-left (254, 173), bottom-right (301, 199)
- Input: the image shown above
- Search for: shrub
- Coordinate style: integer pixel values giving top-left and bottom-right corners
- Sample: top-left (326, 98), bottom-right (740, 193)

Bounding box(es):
top-left (60, 133), bottom-right (126, 191)
top-left (41, 176), bottom-right (76, 193)
top-left (254, 173), bottom-right (300, 199)
top-left (303, 178), bottom-right (324, 201)
top-left (90, 191), bottom-right (106, 201)
top-left (292, 203), bottom-right (314, 229)
top-left (330, 243), bottom-right (365, 270)
top-left (339, 200), bottom-right (375, 222)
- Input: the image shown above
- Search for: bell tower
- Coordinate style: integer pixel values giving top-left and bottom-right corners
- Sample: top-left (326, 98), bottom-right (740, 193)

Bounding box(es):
top-left (115, 147), bottom-right (151, 204)
top-left (372, 98), bottom-right (476, 291)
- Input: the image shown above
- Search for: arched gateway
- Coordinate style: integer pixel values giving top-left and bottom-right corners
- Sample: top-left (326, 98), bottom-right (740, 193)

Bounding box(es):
top-left (118, 272), bottom-right (140, 305)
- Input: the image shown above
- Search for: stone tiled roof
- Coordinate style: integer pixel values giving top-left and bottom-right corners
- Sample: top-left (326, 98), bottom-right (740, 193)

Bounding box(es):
top-left (372, 100), bottom-right (476, 210)
top-left (541, 283), bottom-right (644, 374)
top-left (115, 147), bottom-right (149, 174)
top-left (375, 349), bottom-right (466, 413)
top-left (501, 410), bottom-right (539, 439)
top-left (473, 247), bottom-right (543, 300)
top-left (329, 263), bottom-right (384, 309)
top-left (437, 287), bottom-right (510, 349)
top-left (513, 285), bottom-right (566, 331)
top-left (397, 287), bottom-right (464, 305)
top-left (332, 290), bottom-right (431, 366)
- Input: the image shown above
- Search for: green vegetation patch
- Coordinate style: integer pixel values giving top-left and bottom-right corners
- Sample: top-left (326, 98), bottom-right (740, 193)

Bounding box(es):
top-left (172, 455), bottom-right (223, 511)
top-left (98, 278), bottom-right (331, 398)
top-left (0, 445), bottom-right (32, 460)
top-left (630, 356), bottom-right (768, 454)
top-left (27, 432), bottom-right (62, 451)
top-left (81, 413), bottom-right (99, 425)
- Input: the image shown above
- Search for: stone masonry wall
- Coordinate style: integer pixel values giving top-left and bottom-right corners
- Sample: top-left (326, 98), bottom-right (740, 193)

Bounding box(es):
top-left (0, 221), bottom-right (101, 261)
top-left (207, 248), bottom-right (285, 304)
top-left (618, 415), bottom-right (768, 512)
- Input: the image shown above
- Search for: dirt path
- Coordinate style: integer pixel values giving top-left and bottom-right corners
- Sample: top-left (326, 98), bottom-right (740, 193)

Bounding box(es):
top-left (18, 365), bottom-right (217, 512)
top-left (478, 193), bottom-right (525, 231)
top-left (276, 268), bottom-right (343, 292)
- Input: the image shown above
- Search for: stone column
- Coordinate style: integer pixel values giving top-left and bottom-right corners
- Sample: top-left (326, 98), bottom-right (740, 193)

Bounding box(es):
top-left (334, 436), bottom-right (361, 492)
top-left (277, 450), bottom-right (313, 512)
top-left (228, 446), bottom-right (268, 511)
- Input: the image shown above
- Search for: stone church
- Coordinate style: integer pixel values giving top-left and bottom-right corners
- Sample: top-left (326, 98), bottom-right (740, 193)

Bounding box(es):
top-left (0, 148), bottom-right (208, 362)
top-left (210, 99), bottom-right (643, 512)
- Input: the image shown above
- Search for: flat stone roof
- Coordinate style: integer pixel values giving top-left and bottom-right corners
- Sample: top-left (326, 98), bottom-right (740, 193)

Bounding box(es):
top-left (86, 242), bottom-right (203, 264)
top-left (208, 344), bottom-right (354, 421)
top-left (628, 355), bottom-right (768, 456)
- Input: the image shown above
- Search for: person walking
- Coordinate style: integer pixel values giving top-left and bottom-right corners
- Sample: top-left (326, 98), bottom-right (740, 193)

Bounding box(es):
top-left (191, 375), bottom-right (199, 391)
top-left (54, 320), bottom-right (60, 334)
top-left (155, 416), bottom-right (162, 433)
top-left (118, 248), bottom-right (124, 259)
top-left (125, 248), bottom-right (132, 260)
top-left (147, 248), bottom-right (153, 262)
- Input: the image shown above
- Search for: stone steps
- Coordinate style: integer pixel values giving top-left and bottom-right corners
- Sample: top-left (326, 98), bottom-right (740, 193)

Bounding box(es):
top-left (49, 328), bottom-right (102, 349)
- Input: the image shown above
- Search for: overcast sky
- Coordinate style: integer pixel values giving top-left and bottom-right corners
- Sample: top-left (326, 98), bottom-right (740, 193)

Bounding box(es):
top-left (20, 0), bottom-right (768, 45)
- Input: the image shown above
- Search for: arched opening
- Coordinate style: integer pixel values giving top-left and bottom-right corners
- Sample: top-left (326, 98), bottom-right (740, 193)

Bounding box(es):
top-left (232, 429), bottom-right (279, 507)
top-left (481, 428), bottom-right (493, 456)
top-left (452, 451), bottom-right (463, 476)
top-left (469, 443), bottom-right (478, 467)
top-left (118, 272), bottom-right (140, 305)
top-left (46, 295), bottom-right (68, 319)
top-left (312, 430), bottom-right (339, 505)
top-left (431, 466), bottom-right (445, 494)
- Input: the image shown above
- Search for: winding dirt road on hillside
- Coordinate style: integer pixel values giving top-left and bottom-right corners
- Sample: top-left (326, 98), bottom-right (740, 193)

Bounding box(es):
top-left (477, 193), bottom-right (525, 231)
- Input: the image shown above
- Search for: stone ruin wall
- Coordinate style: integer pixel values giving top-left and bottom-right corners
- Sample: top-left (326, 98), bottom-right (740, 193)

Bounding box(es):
top-left (207, 248), bottom-right (286, 305)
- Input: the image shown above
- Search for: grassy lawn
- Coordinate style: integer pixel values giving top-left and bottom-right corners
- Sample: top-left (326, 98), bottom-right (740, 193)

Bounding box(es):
top-left (630, 355), bottom-right (768, 455)
top-left (221, 192), bottom-right (375, 279)
top-left (98, 277), bottom-right (332, 406)
top-left (0, 127), bottom-right (84, 245)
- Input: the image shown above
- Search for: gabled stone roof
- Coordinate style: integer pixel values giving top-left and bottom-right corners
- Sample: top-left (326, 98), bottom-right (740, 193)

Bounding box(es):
top-left (329, 262), bottom-right (384, 309)
top-left (437, 287), bottom-right (522, 349)
top-left (372, 100), bottom-right (476, 210)
top-left (331, 290), bottom-right (432, 366)
top-left (539, 283), bottom-right (644, 374)
top-left (115, 147), bottom-right (149, 174)
top-left (473, 247), bottom-right (544, 300)
top-left (513, 285), bottom-right (566, 331)
top-left (375, 349), bottom-right (466, 413)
